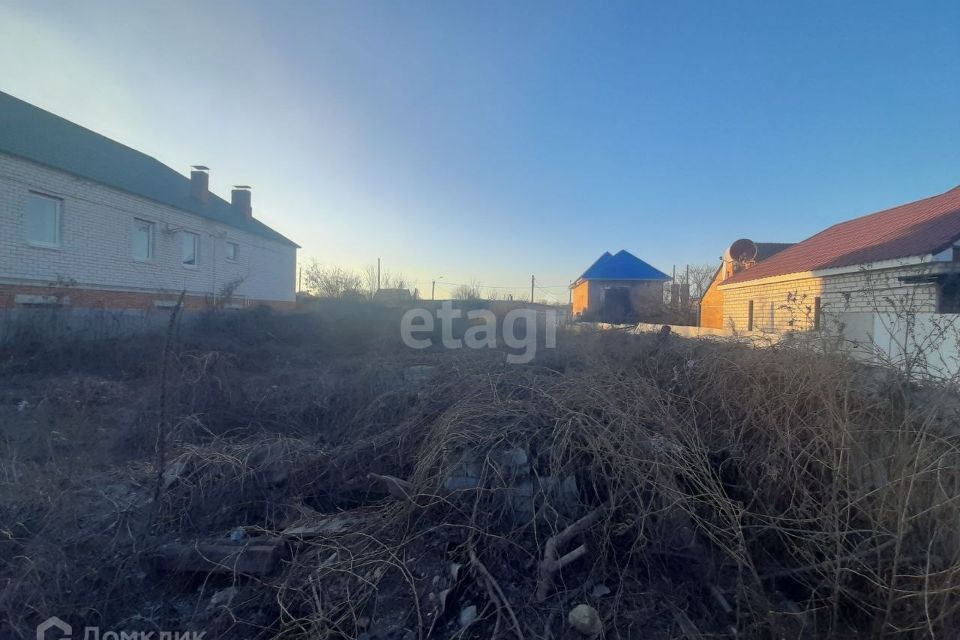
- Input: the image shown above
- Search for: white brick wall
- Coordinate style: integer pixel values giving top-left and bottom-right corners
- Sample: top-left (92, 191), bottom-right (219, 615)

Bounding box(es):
top-left (719, 264), bottom-right (939, 332)
top-left (0, 152), bottom-right (296, 302)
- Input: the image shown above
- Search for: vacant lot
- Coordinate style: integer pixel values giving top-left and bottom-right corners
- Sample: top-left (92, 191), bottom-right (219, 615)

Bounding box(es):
top-left (2, 305), bottom-right (959, 639)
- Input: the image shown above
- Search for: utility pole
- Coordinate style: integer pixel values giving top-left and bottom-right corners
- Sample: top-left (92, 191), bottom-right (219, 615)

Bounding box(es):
top-left (377, 258), bottom-right (381, 291)
top-left (297, 267), bottom-right (302, 293)
top-left (431, 280), bottom-right (436, 300)
top-left (568, 281), bottom-right (572, 305)
top-left (531, 275), bottom-right (535, 303)
top-left (672, 264), bottom-right (677, 309)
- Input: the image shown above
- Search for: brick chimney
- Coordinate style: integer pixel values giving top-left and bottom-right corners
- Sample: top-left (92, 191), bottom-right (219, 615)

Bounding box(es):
top-left (231, 185), bottom-right (252, 218)
top-left (190, 166), bottom-right (209, 203)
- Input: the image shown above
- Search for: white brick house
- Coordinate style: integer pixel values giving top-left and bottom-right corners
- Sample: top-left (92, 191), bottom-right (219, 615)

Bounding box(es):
top-left (0, 91), bottom-right (298, 313)
top-left (707, 185), bottom-right (960, 334)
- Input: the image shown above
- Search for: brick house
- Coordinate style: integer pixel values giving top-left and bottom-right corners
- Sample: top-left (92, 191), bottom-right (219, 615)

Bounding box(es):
top-left (705, 185), bottom-right (960, 332)
top-left (0, 91), bottom-right (298, 315)
top-left (699, 242), bottom-right (793, 329)
top-left (570, 250), bottom-right (671, 321)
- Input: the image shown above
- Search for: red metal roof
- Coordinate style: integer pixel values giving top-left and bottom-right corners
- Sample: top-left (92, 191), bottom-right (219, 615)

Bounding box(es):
top-left (724, 185), bottom-right (960, 285)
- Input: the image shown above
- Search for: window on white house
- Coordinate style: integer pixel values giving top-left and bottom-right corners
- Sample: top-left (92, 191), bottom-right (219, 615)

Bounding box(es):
top-left (182, 231), bottom-right (199, 266)
top-left (24, 193), bottom-right (62, 246)
top-left (939, 277), bottom-right (960, 313)
top-left (132, 219), bottom-right (154, 261)
top-left (225, 241), bottom-right (239, 262)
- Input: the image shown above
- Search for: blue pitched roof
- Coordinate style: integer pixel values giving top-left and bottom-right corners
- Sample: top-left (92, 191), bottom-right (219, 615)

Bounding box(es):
top-left (0, 91), bottom-right (298, 247)
top-left (575, 250), bottom-right (671, 283)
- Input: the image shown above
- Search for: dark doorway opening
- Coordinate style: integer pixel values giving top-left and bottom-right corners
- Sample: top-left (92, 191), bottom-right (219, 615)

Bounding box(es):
top-left (601, 287), bottom-right (631, 322)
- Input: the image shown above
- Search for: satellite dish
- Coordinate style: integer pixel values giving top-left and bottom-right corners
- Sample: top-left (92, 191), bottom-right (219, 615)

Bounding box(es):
top-left (724, 238), bottom-right (758, 263)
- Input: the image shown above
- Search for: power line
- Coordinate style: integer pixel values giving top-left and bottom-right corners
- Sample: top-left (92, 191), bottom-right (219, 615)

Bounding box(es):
top-left (535, 285), bottom-right (561, 302)
top-left (441, 281), bottom-right (530, 290)
top-left (438, 281), bottom-right (571, 290)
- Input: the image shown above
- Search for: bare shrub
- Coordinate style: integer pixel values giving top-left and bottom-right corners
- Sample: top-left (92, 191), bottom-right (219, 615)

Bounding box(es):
top-left (453, 280), bottom-right (483, 300)
top-left (301, 260), bottom-right (365, 300)
top-left (4, 314), bottom-right (960, 638)
top-left (279, 331), bottom-right (960, 638)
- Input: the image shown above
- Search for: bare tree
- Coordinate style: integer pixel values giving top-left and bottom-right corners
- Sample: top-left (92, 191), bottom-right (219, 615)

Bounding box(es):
top-left (362, 264), bottom-right (378, 296)
top-left (382, 270), bottom-right (409, 290)
top-left (453, 280), bottom-right (483, 300)
top-left (362, 263), bottom-right (410, 296)
top-left (302, 260), bottom-right (364, 299)
top-left (678, 263), bottom-right (720, 300)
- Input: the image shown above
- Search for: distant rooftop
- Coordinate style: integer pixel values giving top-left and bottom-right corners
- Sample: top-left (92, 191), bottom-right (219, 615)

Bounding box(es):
top-left (0, 91), bottom-right (298, 247)
top-left (754, 242), bottom-right (795, 262)
top-left (574, 250), bottom-right (671, 285)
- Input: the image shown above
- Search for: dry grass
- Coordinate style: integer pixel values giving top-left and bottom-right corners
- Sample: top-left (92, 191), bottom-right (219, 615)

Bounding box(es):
top-left (2, 310), bottom-right (959, 638)
top-left (276, 331), bottom-right (960, 638)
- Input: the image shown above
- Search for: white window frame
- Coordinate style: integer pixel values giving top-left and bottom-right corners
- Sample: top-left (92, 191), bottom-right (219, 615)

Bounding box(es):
top-left (225, 240), bottom-right (239, 262)
top-left (132, 218), bottom-right (155, 262)
top-left (24, 192), bottom-right (62, 248)
top-left (182, 231), bottom-right (199, 268)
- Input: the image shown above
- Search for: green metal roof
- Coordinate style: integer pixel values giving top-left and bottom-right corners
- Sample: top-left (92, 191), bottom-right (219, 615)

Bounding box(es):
top-left (0, 91), bottom-right (298, 247)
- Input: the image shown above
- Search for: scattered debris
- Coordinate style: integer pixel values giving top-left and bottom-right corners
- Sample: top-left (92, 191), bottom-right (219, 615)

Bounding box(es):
top-left (536, 508), bottom-right (604, 602)
top-left (458, 604), bottom-right (477, 627)
top-left (441, 446), bottom-right (581, 520)
top-left (209, 586), bottom-right (240, 609)
top-left (568, 603), bottom-right (602, 637)
top-left (443, 449), bottom-right (484, 491)
top-left (590, 584), bottom-right (611, 598)
top-left (153, 537), bottom-right (286, 577)
top-left (161, 459), bottom-right (189, 490)
top-left (403, 364), bottom-right (436, 386)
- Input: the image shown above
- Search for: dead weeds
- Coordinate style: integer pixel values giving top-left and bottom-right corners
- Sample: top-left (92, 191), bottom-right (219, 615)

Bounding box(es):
top-left (1, 311), bottom-right (959, 639)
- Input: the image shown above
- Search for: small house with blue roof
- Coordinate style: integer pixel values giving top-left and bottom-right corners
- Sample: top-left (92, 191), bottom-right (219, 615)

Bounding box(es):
top-left (570, 250), bottom-right (671, 321)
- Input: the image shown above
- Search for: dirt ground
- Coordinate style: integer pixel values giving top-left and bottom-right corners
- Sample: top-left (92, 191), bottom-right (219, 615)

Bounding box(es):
top-left (2, 306), bottom-right (959, 639)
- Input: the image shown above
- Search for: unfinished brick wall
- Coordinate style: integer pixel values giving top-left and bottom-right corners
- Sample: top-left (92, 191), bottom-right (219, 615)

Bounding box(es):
top-left (699, 276), bottom-right (725, 328)
top-left (571, 281), bottom-right (590, 317)
top-left (573, 280), bottom-right (664, 319)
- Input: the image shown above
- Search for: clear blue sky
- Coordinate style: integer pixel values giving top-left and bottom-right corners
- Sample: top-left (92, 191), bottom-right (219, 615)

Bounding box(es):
top-left (1, 0), bottom-right (958, 300)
